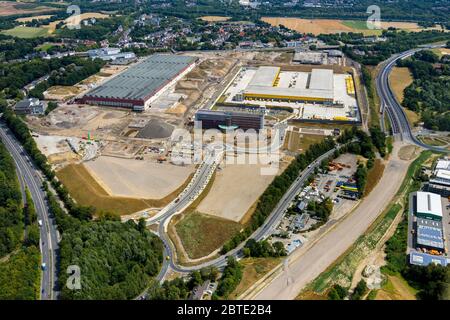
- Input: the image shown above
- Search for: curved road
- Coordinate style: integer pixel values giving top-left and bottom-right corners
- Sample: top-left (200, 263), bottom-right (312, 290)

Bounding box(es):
top-left (376, 44), bottom-right (448, 153)
top-left (0, 123), bottom-right (59, 300)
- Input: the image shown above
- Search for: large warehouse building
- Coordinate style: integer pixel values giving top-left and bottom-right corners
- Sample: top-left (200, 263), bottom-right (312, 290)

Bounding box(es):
top-left (413, 191), bottom-right (443, 221)
top-left (79, 54), bottom-right (197, 111)
top-left (241, 66), bottom-right (334, 103)
top-left (195, 110), bottom-right (264, 131)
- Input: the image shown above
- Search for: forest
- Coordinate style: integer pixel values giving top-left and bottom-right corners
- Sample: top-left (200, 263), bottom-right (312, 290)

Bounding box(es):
top-left (398, 50), bottom-right (450, 131)
top-left (0, 141), bottom-right (40, 300)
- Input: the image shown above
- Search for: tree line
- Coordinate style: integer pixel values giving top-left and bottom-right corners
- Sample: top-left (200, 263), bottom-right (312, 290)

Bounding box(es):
top-left (0, 140), bottom-right (41, 299)
top-left (1, 107), bottom-right (165, 299)
top-left (398, 50), bottom-right (450, 131)
top-left (220, 137), bottom-right (337, 254)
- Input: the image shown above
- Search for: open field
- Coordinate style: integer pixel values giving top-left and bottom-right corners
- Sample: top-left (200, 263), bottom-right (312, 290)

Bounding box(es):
top-left (84, 156), bottom-right (194, 199)
top-left (389, 67), bottom-right (419, 126)
top-left (65, 12), bottom-right (110, 26)
top-left (365, 159), bottom-right (385, 196)
top-left (16, 14), bottom-right (53, 22)
top-left (432, 47), bottom-right (450, 58)
top-left (1, 25), bottom-right (49, 38)
top-left (261, 17), bottom-right (442, 36)
top-left (375, 275), bottom-right (417, 300)
top-left (44, 85), bottom-right (83, 100)
top-left (196, 163), bottom-right (280, 222)
top-left (283, 131), bottom-right (325, 153)
top-left (199, 16), bottom-right (230, 22)
top-left (230, 258), bottom-right (281, 299)
top-left (389, 67), bottom-right (413, 103)
top-left (0, 1), bottom-right (58, 17)
top-left (174, 212), bottom-right (242, 259)
top-left (57, 164), bottom-right (152, 215)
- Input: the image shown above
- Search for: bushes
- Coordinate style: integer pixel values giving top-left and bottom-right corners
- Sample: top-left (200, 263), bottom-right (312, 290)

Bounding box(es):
top-left (327, 284), bottom-right (348, 300)
top-left (243, 239), bottom-right (287, 258)
top-left (59, 219), bottom-right (164, 300)
top-left (355, 163), bottom-right (368, 196)
top-left (213, 256), bottom-right (243, 299)
top-left (351, 279), bottom-right (368, 300)
top-left (221, 138), bottom-right (336, 254)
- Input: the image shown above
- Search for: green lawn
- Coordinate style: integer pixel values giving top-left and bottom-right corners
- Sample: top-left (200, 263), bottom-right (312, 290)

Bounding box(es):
top-left (1, 26), bottom-right (49, 38)
top-left (341, 20), bottom-right (383, 36)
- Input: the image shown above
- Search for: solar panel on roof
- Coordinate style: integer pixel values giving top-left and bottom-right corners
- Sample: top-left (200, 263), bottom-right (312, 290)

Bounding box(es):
top-left (83, 54), bottom-right (196, 101)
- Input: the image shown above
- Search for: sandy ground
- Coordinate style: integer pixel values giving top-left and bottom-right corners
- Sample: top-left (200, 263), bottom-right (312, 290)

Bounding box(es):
top-left (261, 17), bottom-right (442, 35)
top-left (0, 1), bottom-right (57, 17)
top-left (252, 142), bottom-right (414, 300)
top-left (200, 16), bottom-right (230, 22)
top-left (389, 67), bottom-right (413, 103)
top-left (261, 17), bottom-right (354, 35)
top-left (84, 156), bottom-right (195, 199)
top-left (197, 162), bottom-right (280, 222)
top-left (16, 14), bottom-right (54, 22)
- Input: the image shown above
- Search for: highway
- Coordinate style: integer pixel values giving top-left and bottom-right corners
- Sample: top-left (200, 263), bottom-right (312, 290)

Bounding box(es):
top-left (147, 142), bottom-right (339, 288)
top-left (376, 45), bottom-right (448, 153)
top-left (0, 123), bottom-right (59, 300)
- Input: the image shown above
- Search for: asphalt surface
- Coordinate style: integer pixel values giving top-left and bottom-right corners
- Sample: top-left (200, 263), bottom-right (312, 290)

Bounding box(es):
top-left (150, 142), bottom-right (339, 283)
top-left (0, 123), bottom-right (59, 300)
top-left (376, 45), bottom-right (448, 153)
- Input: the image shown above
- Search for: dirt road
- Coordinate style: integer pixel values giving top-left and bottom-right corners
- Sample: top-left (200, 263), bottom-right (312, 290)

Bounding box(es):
top-left (251, 142), bottom-right (414, 300)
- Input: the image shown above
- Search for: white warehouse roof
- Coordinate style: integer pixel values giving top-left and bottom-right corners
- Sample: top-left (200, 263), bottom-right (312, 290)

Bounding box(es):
top-left (416, 191), bottom-right (443, 218)
top-left (248, 66), bottom-right (280, 87)
top-left (309, 69), bottom-right (334, 91)
top-left (435, 159), bottom-right (450, 171)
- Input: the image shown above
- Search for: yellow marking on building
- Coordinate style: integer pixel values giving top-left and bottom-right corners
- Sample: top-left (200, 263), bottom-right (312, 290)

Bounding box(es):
top-left (345, 76), bottom-right (355, 95)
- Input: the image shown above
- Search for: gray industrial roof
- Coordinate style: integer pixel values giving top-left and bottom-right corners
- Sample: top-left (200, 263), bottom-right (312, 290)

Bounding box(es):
top-left (248, 66), bottom-right (280, 87)
top-left (244, 85), bottom-right (334, 100)
top-left (309, 69), bottom-right (334, 91)
top-left (416, 218), bottom-right (445, 249)
top-left (84, 54), bottom-right (196, 101)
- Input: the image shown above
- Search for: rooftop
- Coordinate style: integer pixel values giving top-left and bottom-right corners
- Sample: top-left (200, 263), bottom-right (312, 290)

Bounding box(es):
top-left (415, 191), bottom-right (443, 218)
top-left (416, 218), bottom-right (445, 249)
top-left (84, 54), bottom-right (196, 101)
top-left (248, 66), bottom-right (280, 87)
top-left (309, 69), bottom-right (334, 91)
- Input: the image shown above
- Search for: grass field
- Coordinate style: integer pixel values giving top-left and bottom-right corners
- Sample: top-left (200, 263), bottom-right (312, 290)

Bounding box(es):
top-left (365, 159), bottom-right (385, 196)
top-left (174, 211), bottom-right (242, 259)
top-left (229, 258), bottom-right (281, 299)
top-left (375, 275), bottom-right (417, 300)
top-left (283, 131), bottom-right (325, 153)
top-left (1, 26), bottom-right (49, 38)
top-left (418, 136), bottom-right (449, 147)
top-left (56, 164), bottom-right (170, 216)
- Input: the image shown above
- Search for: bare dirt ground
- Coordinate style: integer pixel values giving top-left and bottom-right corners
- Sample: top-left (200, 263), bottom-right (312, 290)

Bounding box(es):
top-left (389, 67), bottom-right (413, 103)
top-left (16, 14), bottom-right (53, 22)
top-left (196, 162), bottom-right (279, 222)
top-left (199, 16), bottom-right (230, 22)
top-left (398, 145), bottom-right (421, 161)
top-left (251, 142), bottom-right (415, 300)
top-left (0, 1), bottom-right (58, 17)
top-left (261, 17), bottom-right (354, 35)
top-left (84, 156), bottom-right (195, 199)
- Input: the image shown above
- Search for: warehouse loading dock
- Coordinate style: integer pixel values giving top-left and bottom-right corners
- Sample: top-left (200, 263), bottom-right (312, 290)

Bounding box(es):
top-left (79, 54), bottom-right (197, 111)
top-left (219, 66), bottom-right (360, 123)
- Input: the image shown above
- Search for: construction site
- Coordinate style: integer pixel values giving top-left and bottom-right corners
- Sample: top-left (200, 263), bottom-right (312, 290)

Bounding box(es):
top-left (21, 49), bottom-right (366, 262)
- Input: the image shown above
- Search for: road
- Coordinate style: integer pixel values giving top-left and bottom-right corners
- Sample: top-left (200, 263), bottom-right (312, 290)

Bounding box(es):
top-left (376, 44), bottom-right (448, 153)
top-left (0, 123), bottom-right (59, 300)
top-left (149, 143), bottom-right (339, 283)
top-left (251, 142), bottom-right (411, 299)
